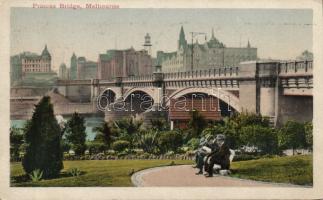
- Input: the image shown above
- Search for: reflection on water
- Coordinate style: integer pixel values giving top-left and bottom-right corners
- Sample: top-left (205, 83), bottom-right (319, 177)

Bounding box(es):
top-left (10, 116), bottom-right (105, 141)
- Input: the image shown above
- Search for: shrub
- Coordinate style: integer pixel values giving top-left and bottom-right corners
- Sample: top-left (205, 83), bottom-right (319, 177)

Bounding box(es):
top-left (10, 126), bottom-right (24, 162)
top-left (87, 141), bottom-right (106, 155)
top-left (240, 125), bottom-right (278, 155)
top-left (22, 96), bottom-right (63, 179)
top-left (134, 130), bottom-right (158, 154)
top-left (158, 131), bottom-right (183, 153)
top-left (278, 120), bottom-right (307, 154)
top-left (186, 138), bottom-right (199, 150)
top-left (112, 140), bottom-right (130, 152)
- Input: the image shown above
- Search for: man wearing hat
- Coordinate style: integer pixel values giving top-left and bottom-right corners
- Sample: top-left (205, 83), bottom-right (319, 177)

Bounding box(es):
top-left (204, 134), bottom-right (231, 177)
top-left (194, 134), bottom-right (214, 175)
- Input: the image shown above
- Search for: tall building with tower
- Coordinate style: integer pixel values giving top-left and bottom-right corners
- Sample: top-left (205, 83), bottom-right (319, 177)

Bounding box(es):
top-left (70, 53), bottom-right (77, 80)
top-left (157, 26), bottom-right (257, 72)
top-left (143, 33), bottom-right (152, 55)
top-left (10, 45), bottom-right (58, 86)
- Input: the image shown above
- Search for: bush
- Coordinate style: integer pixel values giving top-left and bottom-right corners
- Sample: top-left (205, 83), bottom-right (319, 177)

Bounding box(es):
top-left (22, 96), bottom-right (63, 179)
top-left (134, 130), bottom-right (159, 154)
top-left (278, 120), bottom-right (307, 154)
top-left (112, 140), bottom-right (130, 152)
top-left (157, 131), bottom-right (183, 153)
top-left (10, 127), bottom-right (24, 162)
top-left (87, 141), bottom-right (106, 155)
top-left (240, 125), bottom-right (278, 155)
top-left (186, 138), bottom-right (199, 150)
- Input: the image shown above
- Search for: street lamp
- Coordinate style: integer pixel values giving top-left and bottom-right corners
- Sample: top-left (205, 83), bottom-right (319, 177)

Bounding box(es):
top-left (190, 32), bottom-right (206, 71)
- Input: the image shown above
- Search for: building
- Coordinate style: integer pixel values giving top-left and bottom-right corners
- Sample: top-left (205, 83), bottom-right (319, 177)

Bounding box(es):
top-left (10, 45), bottom-right (57, 86)
top-left (58, 63), bottom-right (69, 80)
top-left (77, 57), bottom-right (97, 79)
top-left (97, 47), bottom-right (153, 80)
top-left (157, 26), bottom-right (258, 72)
top-left (70, 53), bottom-right (77, 80)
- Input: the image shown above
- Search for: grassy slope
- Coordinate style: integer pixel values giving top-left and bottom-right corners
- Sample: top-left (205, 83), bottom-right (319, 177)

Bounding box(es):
top-left (11, 160), bottom-right (193, 187)
top-left (230, 155), bottom-right (313, 186)
top-left (11, 155), bottom-right (312, 187)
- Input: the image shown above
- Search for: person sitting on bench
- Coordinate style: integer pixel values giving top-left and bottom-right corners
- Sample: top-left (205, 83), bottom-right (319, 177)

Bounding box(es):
top-left (204, 134), bottom-right (231, 177)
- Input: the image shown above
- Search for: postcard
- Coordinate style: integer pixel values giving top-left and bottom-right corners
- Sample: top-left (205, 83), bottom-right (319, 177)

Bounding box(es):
top-left (0, 0), bottom-right (322, 199)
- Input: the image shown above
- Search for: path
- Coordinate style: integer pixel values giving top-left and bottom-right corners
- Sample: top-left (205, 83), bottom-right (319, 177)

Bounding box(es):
top-left (131, 165), bottom-right (301, 187)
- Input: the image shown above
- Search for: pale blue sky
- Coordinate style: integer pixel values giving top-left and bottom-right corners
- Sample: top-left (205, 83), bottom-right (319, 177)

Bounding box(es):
top-left (11, 8), bottom-right (313, 71)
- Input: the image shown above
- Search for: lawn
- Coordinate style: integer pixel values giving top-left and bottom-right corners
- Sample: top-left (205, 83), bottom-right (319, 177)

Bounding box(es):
top-left (11, 155), bottom-right (312, 187)
top-left (11, 159), bottom-right (193, 187)
top-left (230, 155), bottom-right (313, 186)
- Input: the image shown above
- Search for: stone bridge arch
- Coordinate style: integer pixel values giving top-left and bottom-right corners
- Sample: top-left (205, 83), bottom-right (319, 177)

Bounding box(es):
top-left (123, 87), bottom-right (161, 104)
top-left (166, 87), bottom-right (241, 112)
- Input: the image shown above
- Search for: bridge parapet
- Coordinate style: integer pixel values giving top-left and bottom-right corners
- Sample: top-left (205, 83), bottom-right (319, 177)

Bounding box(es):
top-left (279, 60), bottom-right (313, 77)
top-left (164, 67), bottom-right (239, 80)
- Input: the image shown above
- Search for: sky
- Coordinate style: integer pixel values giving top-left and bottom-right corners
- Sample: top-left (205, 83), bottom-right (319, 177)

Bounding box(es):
top-left (11, 8), bottom-right (313, 71)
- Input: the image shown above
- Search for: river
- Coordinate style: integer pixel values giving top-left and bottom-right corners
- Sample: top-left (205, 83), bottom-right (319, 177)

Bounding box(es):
top-left (10, 116), bottom-right (105, 141)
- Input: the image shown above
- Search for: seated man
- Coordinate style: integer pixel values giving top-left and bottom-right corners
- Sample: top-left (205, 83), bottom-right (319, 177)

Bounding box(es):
top-left (204, 134), bottom-right (231, 177)
top-left (195, 134), bottom-right (214, 175)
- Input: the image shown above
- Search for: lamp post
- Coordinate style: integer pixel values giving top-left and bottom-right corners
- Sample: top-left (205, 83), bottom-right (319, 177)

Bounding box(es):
top-left (190, 32), bottom-right (206, 71)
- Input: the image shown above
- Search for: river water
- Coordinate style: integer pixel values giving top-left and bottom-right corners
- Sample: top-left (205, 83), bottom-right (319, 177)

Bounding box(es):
top-left (10, 116), bottom-right (105, 141)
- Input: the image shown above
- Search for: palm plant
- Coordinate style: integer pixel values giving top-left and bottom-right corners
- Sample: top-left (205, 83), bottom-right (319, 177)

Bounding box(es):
top-left (134, 130), bottom-right (158, 154)
top-left (29, 169), bottom-right (43, 182)
top-left (93, 122), bottom-right (116, 152)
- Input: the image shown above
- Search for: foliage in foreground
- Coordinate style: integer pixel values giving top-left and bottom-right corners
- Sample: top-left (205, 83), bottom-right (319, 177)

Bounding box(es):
top-left (22, 96), bottom-right (63, 179)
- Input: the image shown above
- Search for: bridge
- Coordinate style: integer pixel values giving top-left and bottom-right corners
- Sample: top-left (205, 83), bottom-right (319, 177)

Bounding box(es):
top-left (12, 60), bottom-right (313, 127)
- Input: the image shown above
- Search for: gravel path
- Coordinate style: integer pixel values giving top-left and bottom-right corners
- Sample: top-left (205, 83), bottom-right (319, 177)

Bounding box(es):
top-left (131, 165), bottom-right (302, 187)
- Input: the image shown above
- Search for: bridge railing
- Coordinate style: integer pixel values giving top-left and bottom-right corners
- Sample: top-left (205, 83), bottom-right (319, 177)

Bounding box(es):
top-left (279, 60), bottom-right (313, 76)
top-left (122, 74), bottom-right (154, 82)
top-left (164, 67), bottom-right (239, 80)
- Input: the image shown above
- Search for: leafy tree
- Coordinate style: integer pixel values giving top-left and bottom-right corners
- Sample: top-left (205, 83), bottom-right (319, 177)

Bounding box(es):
top-left (10, 126), bottom-right (24, 161)
top-left (278, 120), bottom-right (307, 155)
top-left (188, 110), bottom-right (207, 138)
top-left (304, 122), bottom-right (313, 150)
top-left (297, 50), bottom-right (313, 60)
top-left (240, 125), bottom-right (278, 154)
top-left (158, 130), bottom-right (183, 153)
top-left (22, 96), bottom-right (63, 178)
top-left (65, 112), bottom-right (87, 156)
top-left (93, 122), bottom-right (116, 152)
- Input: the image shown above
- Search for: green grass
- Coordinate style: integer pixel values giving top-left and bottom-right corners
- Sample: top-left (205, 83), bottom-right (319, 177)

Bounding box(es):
top-left (11, 159), bottom-right (193, 187)
top-left (11, 155), bottom-right (312, 187)
top-left (230, 155), bottom-right (312, 186)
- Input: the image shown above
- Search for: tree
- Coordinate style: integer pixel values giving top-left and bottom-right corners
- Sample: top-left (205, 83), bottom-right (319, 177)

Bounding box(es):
top-left (10, 126), bottom-right (24, 161)
top-left (240, 125), bottom-right (278, 154)
top-left (278, 120), bottom-right (307, 155)
top-left (93, 122), bottom-right (116, 152)
top-left (22, 96), bottom-right (63, 178)
top-left (65, 112), bottom-right (87, 156)
top-left (304, 122), bottom-right (313, 150)
top-left (297, 50), bottom-right (313, 60)
top-left (188, 110), bottom-right (207, 137)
